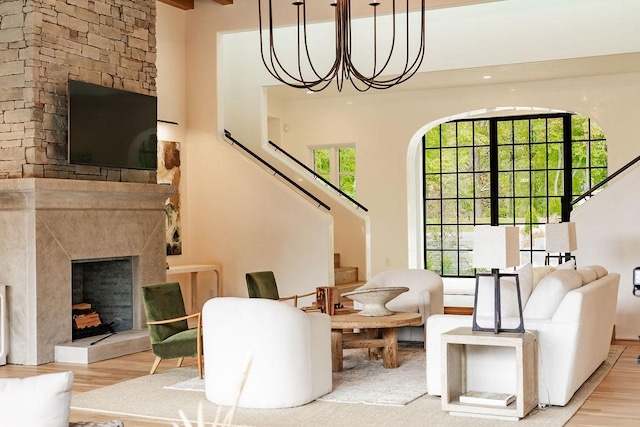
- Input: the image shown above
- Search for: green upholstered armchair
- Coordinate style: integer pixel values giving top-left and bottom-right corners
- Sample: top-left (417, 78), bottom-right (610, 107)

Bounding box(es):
top-left (245, 271), bottom-right (315, 307)
top-left (141, 282), bottom-right (203, 378)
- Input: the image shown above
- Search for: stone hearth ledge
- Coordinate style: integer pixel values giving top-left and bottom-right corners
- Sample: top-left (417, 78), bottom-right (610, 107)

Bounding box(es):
top-left (0, 178), bottom-right (176, 365)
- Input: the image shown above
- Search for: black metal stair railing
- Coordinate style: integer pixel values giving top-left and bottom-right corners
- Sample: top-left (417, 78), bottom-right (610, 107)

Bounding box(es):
top-left (224, 130), bottom-right (330, 211)
top-left (267, 140), bottom-right (368, 212)
top-left (571, 153), bottom-right (640, 207)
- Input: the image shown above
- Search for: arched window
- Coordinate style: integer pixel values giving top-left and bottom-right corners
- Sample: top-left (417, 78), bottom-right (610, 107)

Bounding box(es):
top-left (423, 113), bottom-right (607, 277)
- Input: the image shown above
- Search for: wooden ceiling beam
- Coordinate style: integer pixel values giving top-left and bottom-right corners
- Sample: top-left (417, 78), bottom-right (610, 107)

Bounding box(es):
top-left (157, 0), bottom-right (233, 9)
top-left (158, 0), bottom-right (194, 10)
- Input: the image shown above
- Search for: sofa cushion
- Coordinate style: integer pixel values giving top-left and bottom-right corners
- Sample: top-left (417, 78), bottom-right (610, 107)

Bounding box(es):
top-left (576, 267), bottom-right (597, 285)
top-left (523, 269), bottom-right (583, 319)
top-left (475, 263), bottom-right (533, 318)
top-left (532, 266), bottom-right (556, 288)
top-left (0, 371), bottom-right (73, 427)
top-left (583, 265), bottom-right (608, 279)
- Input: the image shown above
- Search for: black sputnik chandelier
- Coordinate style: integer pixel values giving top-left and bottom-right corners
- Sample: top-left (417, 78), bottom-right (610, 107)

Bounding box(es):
top-left (258, 0), bottom-right (426, 92)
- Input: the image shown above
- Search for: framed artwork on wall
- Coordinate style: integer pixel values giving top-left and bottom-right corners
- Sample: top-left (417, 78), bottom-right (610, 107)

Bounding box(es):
top-left (158, 140), bottom-right (182, 256)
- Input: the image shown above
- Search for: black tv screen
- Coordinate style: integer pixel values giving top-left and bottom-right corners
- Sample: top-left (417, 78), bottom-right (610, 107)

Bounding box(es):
top-left (68, 80), bottom-right (158, 170)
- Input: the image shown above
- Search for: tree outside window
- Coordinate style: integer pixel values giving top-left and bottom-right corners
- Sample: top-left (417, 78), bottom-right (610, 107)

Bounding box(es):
top-left (312, 145), bottom-right (356, 199)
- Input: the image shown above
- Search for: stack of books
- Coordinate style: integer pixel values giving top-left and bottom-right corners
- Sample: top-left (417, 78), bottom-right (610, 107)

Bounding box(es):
top-left (459, 391), bottom-right (516, 407)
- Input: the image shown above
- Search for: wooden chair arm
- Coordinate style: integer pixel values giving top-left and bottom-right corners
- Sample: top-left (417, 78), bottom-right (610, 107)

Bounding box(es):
top-left (146, 312), bottom-right (201, 325)
top-left (278, 291), bottom-right (316, 308)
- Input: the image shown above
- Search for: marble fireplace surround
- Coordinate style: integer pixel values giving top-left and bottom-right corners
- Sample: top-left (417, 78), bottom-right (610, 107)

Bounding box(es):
top-left (0, 178), bottom-right (175, 365)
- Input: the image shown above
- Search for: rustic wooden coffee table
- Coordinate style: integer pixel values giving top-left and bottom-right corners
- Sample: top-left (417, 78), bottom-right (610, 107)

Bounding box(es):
top-left (330, 311), bottom-right (422, 372)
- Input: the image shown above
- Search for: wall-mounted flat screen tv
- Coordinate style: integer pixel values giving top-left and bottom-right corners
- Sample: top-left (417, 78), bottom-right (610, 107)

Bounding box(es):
top-left (68, 79), bottom-right (158, 170)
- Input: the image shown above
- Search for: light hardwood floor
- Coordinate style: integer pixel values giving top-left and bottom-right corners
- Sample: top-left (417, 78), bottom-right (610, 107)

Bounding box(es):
top-left (0, 340), bottom-right (639, 426)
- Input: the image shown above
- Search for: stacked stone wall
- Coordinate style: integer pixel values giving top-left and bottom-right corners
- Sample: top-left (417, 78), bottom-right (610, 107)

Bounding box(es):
top-left (0, 0), bottom-right (157, 183)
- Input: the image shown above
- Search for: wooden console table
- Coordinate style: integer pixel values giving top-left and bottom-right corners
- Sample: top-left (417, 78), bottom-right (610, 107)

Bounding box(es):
top-left (441, 327), bottom-right (538, 420)
top-left (166, 264), bottom-right (221, 313)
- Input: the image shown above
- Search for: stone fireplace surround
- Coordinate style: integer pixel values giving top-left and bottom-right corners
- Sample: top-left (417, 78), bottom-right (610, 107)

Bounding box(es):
top-left (0, 178), bottom-right (174, 365)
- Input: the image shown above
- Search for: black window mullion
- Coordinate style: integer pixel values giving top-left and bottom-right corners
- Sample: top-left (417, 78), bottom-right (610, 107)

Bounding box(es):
top-left (562, 114), bottom-right (572, 222)
top-left (489, 119), bottom-right (499, 226)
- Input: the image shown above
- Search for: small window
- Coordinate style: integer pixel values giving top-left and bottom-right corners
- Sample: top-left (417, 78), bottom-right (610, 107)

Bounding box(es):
top-left (311, 145), bottom-right (356, 199)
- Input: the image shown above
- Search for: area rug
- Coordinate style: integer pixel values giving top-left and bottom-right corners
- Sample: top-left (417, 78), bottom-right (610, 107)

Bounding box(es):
top-left (165, 347), bottom-right (426, 406)
top-left (71, 345), bottom-right (624, 427)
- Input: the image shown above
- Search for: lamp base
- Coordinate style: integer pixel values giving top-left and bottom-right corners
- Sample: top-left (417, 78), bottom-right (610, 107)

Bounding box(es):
top-left (471, 269), bottom-right (525, 334)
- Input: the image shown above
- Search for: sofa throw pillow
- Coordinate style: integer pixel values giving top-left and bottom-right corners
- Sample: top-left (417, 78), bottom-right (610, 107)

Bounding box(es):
top-left (475, 263), bottom-right (533, 318)
top-left (0, 371), bottom-right (73, 427)
top-left (582, 265), bottom-right (608, 279)
top-left (523, 269), bottom-right (583, 319)
top-left (557, 259), bottom-right (576, 270)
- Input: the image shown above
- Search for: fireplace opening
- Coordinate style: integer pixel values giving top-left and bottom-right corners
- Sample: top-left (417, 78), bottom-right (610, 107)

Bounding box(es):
top-left (72, 257), bottom-right (135, 340)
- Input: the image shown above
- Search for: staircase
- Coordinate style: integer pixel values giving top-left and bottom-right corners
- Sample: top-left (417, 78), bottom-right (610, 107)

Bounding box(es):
top-left (333, 253), bottom-right (364, 306)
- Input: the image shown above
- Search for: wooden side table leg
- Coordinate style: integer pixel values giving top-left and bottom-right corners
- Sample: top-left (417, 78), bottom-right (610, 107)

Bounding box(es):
top-left (331, 329), bottom-right (344, 372)
top-left (382, 327), bottom-right (399, 368)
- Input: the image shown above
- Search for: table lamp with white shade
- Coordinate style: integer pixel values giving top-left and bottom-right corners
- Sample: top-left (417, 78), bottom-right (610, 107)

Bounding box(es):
top-left (471, 225), bottom-right (525, 334)
top-left (545, 222), bottom-right (577, 266)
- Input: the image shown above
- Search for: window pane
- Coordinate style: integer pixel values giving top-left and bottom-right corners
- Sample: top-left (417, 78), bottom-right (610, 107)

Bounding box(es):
top-left (443, 226), bottom-right (458, 249)
top-left (441, 174), bottom-right (457, 198)
top-left (459, 251), bottom-right (474, 276)
top-left (338, 148), bottom-right (355, 173)
top-left (572, 169), bottom-right (587, 196)
top-left (441, 122), bottom-right (457, 147)
top-left (441, 148), bottom-right (458, 173)
top-left (514, 171), bottom-right (530, 197)
top-left (425, 200), bottom-right (442, 224)
top-left (458, 173), bottom-right (474, 198)
top-left (426, 251), bottom-right (442, 275)
top-left (572, 142), bottom-right (587, 168)
top-left (457, 122), bottom-right (473, 147)
top-left (459, 199), bottom-right (474, 224)
top-left (425, 127), bottom-right (441, 148)
top-left (425, 226), bottom-right (442, 249)
top-left (442, 251), bottom-right (459, 276)
top-left (531, 119), bottom-right (546, 143)
top-left (458, 147), bottom-right (473, 172)
top-left (313, 149), bottom-right (330, 178)
top-left (547, 118), bottom-right (564, 142)
top-left (425, 149), bottom-right (441, 173)
top-left (548, 171), bottom-right (563, 196)
top-left (497, 121), bottom-right (512, 145)
top-left (531, 171), bottom-right (547, 196)
top-left (425, 174), bottom-right (441, 198)
top-left (498, 145), bottom-right (513, 171)
top-left (591, 140), bottom-right (607, 167)
top-left (475, 173), bottom-right (490, 198)
top-left (532, 197), bottom-right (548, 221)
top-left (498, 198), bottom-right (514, 222)
top-left (474, 146), bottom-right (491, 171)
top-left (591, 168), bottom-right (607, 187)
top-left (530, 143), bottom-right (547, 170)
top-left (475, 198), bottom-right (491, 223)
top-left (474, 121), bottom-right (490, 146)
top-left (339, 174), bottom-right (355, 198)
top-left (571, 115), bottom-right (589, 140)
top-left (442, 200), bottom-right (458, 224)
top-left (548, 197), bottom-right (562, 220)
top-left (547, 143), bottom-right (563, 169)
top-left (498, 171), bottom-right (513, 195)
top-left (513, 120), bottom-right (529, 144)
top-left (514, 145), bottom-right (530, 170)
top-left (515, 198), bottom-right (530, 223)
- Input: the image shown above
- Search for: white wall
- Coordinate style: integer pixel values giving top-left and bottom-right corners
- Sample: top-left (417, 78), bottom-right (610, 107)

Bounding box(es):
top-left (572, 166), bottom-right (640, 340)
top-left (156, 3), bottom-right (334, 299)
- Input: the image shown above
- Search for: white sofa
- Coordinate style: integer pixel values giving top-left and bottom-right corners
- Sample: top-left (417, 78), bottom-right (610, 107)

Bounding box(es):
top-left (355, 268), bottom-right (444, 343)
top-left (426, 264), bottom-right (619, 406)
top-left (202, 297), bottom-right (332, 409)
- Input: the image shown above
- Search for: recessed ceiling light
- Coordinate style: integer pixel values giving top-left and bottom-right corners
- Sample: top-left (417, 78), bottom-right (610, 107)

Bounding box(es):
top-left (483, 75), bottom-right (492, 80)
top-left (346, 101), bottom-right (353, 105)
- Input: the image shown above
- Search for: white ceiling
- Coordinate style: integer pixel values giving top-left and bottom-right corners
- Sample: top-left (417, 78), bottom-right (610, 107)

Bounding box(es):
top-left (267, 52), bottom-right (640, 102)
